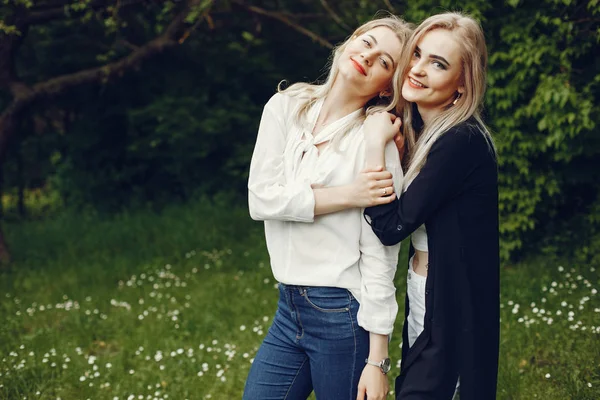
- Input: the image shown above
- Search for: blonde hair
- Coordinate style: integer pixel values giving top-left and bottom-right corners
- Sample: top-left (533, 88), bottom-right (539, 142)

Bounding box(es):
top-left (279, 14), bottom-right (413, 147)
top-left (397, 12), bottom-right (495, 185)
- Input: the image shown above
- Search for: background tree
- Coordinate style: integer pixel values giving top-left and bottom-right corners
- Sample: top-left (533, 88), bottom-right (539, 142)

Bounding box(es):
top-left (1, 0), bottom-right (599, 266)
top-left (0, 0), bottom-right (210, 264)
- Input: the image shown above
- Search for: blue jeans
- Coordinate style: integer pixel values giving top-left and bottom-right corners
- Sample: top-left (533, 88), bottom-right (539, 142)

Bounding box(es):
top-left (243, 283), bottom-right (370, 400)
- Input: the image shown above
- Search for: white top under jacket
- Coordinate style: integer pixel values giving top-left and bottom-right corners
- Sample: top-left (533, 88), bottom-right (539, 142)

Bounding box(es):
top-left (248, 92), bottom-right (403, 335)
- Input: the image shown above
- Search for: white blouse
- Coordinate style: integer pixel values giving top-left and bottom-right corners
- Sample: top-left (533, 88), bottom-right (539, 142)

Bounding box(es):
top-left (248, 92), bottom-right (403, 335)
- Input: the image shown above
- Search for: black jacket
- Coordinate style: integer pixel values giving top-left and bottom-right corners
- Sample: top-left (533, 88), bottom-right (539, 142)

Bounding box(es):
top-left (365, 121), bottom-right (500, 400)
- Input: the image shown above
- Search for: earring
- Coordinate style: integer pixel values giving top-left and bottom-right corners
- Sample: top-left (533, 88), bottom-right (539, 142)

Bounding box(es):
top-left (452, 93), bottom-right (462, 106)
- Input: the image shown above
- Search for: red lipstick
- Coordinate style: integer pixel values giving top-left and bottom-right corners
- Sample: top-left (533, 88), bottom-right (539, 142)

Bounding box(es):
top-left (350, 58), bottom-right (366, 76)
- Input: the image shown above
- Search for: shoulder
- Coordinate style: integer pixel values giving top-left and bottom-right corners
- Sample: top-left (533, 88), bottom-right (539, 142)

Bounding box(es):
top-left (266, 91), bottom-right (307, 116)
top-left (265, 91), bottom-right (290, 110)
top-left (435, 119), bottom-right (493, 154)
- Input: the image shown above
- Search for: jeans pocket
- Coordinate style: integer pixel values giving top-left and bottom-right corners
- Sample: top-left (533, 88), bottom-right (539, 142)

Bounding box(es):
top-left (302, 287), bottom-right (351, 313)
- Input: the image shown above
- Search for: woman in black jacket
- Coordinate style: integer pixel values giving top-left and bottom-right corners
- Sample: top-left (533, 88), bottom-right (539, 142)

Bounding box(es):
top-left (361, 12), bottom-right (500, 400)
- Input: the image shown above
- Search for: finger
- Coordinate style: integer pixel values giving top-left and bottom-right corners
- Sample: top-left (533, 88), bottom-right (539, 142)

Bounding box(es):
top-left (394, 133), bottom-right (405, 143)
top-left (393, 117), bottom-right (402, 130)
top-left (361, 166), bottom-right (384, 173)
top-left (356, 386), bottom-right (366, 400)
top-left (379, 193), bottom-right (396, 204)
top-left (374, 186), bottom-right (394, 198)
top-left (369, 171), bottom-right (393, 180)
top-left (375, 179), bottom-right (394, 189)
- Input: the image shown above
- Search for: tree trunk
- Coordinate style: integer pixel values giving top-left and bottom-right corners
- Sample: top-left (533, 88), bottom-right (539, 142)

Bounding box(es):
top-left (0, 112), bottom-right (17, 270)
top-left (17, 143), bottom-right (25, 218)
top-left (0, 228), bottom-right (10, 266)
top-left (0, 0), bottom-right (203, 266)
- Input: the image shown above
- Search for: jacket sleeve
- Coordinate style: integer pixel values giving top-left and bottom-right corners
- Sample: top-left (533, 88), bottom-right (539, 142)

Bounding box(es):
top-left (356, 141), bottom-right (403, 334)
top-left (247, 93), bottom-right (315, 222)
top-left (364, 126), bottom-right (481, 245)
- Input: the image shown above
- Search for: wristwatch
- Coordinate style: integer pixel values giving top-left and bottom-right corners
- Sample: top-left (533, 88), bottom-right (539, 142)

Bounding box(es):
top-left (365, 357), bottom-right (391, 375)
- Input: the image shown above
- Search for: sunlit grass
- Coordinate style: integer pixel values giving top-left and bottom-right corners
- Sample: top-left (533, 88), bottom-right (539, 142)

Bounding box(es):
top-left (1, 199), bottom-right (598, 399)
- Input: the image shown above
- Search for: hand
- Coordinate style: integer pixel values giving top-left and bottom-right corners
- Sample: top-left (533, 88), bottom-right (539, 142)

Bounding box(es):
top-left (364, 112), bottom-right (402, 145)
top-left (349, 167), bottom-right (395, 208)
top-left (393, 132), bottom-right (405, 154)
top-left (356, 364), bottom-right (389, 400)
top-left (393, 132), bottom-right (406, 161)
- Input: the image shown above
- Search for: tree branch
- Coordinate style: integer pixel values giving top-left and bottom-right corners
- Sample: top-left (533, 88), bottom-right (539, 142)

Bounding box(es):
top-left (25, 0), bottom-right (149, 25)
top-left (34, 2), bottom-right (199, 98)
top-left (233, 1), bottom-right (334, 49)
top-left (319, 0), bottom-right (351, 31)
top-left (0, 0), bottom-right (202, 159)
top-left (382, 0), bottom-right (396, 14)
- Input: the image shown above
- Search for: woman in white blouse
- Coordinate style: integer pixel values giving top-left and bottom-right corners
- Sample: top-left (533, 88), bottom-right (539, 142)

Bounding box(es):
top-left (243, 16), bottom-right (412, 400)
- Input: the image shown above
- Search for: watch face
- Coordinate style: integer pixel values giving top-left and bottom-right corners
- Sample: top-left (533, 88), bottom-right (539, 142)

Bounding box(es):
top-left (382, 358), bottom-right (391, 373)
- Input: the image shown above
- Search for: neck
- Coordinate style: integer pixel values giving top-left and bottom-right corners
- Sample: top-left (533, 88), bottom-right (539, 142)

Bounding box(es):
top-left (318, 79), bottom-right (371, 123)
top-left (416, 105), bottom-right (438, 127)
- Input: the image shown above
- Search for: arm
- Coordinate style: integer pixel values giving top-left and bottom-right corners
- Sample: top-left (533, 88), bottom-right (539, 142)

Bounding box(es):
top-left (248, 94), bottom-right (315, 222)
top-left (248, 95), bottom-right (397, 221)
top-left (357, 333), bottom-right (391, 400)
top-left (365, 125), bottom-right (479, 245)
top-left (354, 153), bottom-right (402, 398)
top-left (356, 139), bottom-right (403, 334)
top-left (312, 167), bottom-right (397, 216)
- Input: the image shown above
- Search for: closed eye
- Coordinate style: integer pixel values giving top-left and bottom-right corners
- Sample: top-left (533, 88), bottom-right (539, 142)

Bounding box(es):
top-left (363, 39), bottom-right (371, 48)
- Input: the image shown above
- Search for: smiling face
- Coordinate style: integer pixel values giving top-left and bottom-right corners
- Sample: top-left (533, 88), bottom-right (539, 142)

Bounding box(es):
top-left (337, 26), bottom-right (404, 99)
top-left (401, 29), bottom-right (465, 118)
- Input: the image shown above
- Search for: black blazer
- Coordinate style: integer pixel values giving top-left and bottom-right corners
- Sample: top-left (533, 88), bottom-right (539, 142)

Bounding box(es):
top-left (365, 120), bottom-right (500, 400)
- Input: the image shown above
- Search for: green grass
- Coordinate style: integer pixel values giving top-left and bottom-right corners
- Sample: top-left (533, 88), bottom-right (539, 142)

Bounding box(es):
top-left (0, 199), bottom-right (598, 399)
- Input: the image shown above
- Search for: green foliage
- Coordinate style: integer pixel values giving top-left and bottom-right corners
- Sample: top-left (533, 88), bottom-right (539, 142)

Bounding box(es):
top-left (2, 0), bottom-right (599, 261)
top-left (485, 0), bottom-right (600, 259)
top-left (1, 201), bottom-right (599, 398)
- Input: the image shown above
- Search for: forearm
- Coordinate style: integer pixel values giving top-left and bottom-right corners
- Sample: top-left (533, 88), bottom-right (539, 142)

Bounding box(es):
top-left (368, 332), bottom-right (389, 360)
top-left (365, 138), bottom-right (388, 170)
top-left (312, 185), bottom-right (356, 216)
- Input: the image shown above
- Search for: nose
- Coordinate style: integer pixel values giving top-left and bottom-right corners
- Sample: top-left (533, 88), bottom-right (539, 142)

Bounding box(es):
top-left (360, 50), bottom-right (376, 66)
top-left (410, 59), bottom-right (425, 76)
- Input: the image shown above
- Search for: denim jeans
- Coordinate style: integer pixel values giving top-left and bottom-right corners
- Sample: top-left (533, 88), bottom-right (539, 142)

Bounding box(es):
top-left (242, 283), bottom-right (370, 400)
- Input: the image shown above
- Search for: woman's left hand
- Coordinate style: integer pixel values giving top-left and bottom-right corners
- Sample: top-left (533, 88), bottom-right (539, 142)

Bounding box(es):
top-left (356, 365), bottom-right (389, 400)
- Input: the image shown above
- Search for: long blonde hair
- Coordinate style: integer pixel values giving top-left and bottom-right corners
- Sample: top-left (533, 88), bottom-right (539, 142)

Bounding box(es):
top-left (398, 12), bottom-right (495, 185)
top-left (279, 15), bottom-right (413, 147)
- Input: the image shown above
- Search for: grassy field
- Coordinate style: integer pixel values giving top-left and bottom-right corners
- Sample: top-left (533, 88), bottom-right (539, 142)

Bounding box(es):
top-left (0, 198), bottom-right (598, 399)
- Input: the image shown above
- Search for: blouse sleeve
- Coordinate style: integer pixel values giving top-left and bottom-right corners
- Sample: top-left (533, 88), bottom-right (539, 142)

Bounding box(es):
top-left (364, 126), bottom-right (483, 245)
top-left (357, 141), bottom-right (403, 334)
top-left (248, 93), bottom-right (316, 222)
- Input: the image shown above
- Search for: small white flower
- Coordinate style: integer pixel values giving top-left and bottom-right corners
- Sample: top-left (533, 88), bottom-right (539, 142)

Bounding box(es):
top-left (545, 373), bottom-right (551, 379)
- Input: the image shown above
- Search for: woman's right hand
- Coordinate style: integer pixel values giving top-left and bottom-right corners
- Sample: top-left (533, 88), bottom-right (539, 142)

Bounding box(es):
top-left (348, 166), bottom-right (396, 208)
top-left (364, 112), bottom-right (402, 145)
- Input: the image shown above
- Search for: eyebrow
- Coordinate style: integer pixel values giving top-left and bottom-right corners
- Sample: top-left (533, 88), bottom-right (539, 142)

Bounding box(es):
top-left (415, 45), bottom-right (451, 66)
top-left (367, 34), bottom-right (396, 68)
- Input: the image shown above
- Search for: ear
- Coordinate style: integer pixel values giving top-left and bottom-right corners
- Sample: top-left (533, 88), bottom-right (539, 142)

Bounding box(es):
top-left (457, 85), bottom-right (465, 94)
